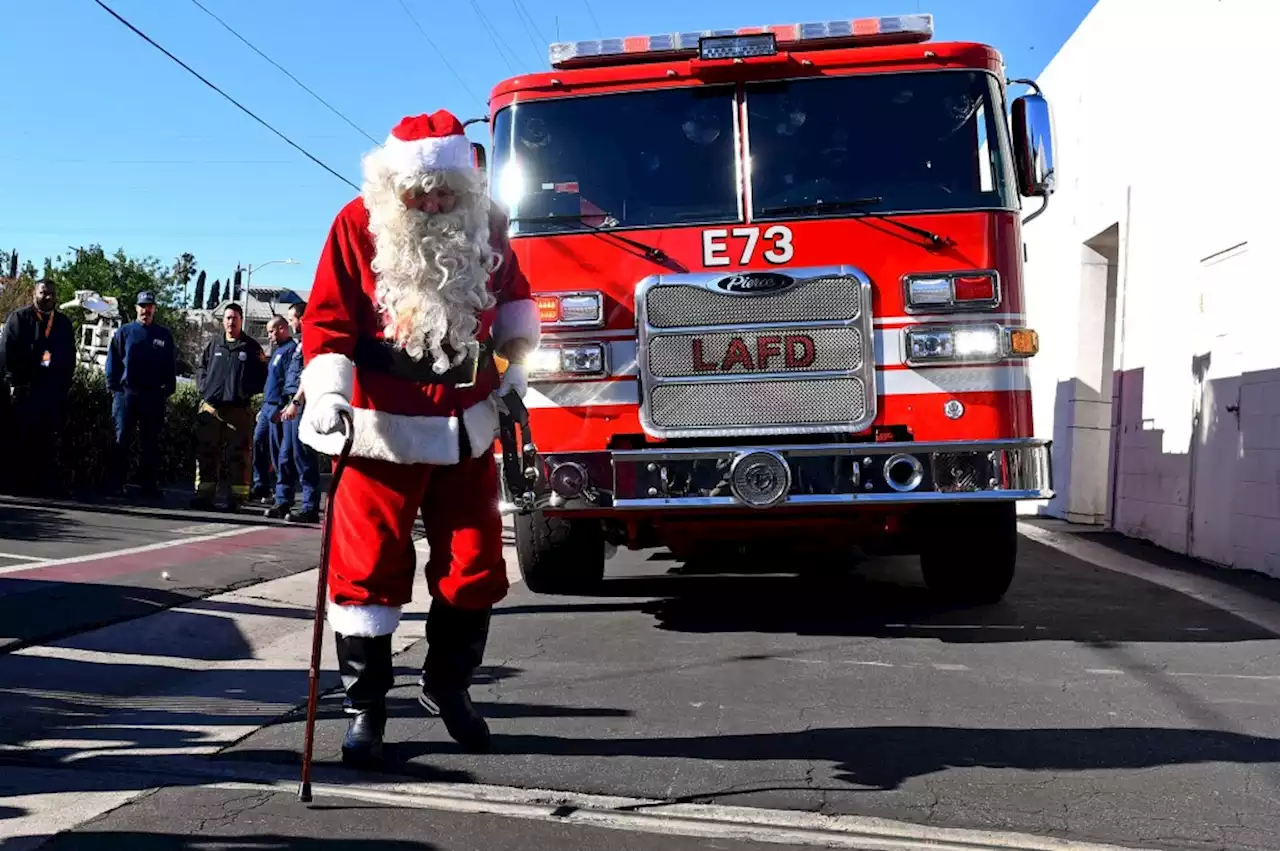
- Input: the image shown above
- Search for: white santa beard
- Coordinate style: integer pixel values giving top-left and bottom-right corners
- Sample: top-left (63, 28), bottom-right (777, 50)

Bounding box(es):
top-left (367, 201), bottom-right (498, 373)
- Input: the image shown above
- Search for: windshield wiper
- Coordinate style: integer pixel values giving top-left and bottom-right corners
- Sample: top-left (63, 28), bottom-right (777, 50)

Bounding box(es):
top-left (759, 197), bottom-right (949, 248)
top-left (510, 213), bottom-right (671, 264)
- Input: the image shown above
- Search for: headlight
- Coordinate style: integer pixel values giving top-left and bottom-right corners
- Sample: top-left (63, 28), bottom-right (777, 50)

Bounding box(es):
top-left (534, 291), bottom-right (604, 328)
top-left (907, 327), bottom-right (957, 361)
top-left (904, 324), bottom-right (1037, 365)
top-left (953, 326), bottom-right (1001, 358)
top-left (527, 343), bottom-right (606, 378)
top-left (528, 347), bottom-right (564, 375)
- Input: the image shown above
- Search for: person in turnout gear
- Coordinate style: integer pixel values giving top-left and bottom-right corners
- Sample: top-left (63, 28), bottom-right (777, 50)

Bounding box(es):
top-left (193, 303), bottom-right (268, 511)
top-left (298, 110), bottom-right (538, 767)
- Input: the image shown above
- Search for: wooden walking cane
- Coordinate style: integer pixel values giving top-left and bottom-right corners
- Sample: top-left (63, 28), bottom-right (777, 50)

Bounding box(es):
top-left (298, 408), bottom-right (355, 804)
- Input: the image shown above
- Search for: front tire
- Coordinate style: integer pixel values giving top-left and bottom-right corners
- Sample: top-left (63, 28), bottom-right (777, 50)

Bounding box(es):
top-left (514, 511), bottom-right (606, 594)
top-left (920, 503), bottom-right (1017, 605)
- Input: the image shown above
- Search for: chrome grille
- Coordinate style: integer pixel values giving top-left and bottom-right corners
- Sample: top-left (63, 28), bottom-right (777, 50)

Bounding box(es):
top-left (649, 379), bottom-right (867, 430)
top-left (645, 278), bottom-right (860, 328)
top-left (637, 266), bottom-right (877, 438)
top-left (648, 327), bottom-right (863, 378)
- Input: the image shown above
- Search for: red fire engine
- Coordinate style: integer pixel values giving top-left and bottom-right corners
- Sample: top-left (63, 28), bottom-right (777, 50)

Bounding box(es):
top-left (478, 13), bottom-right (1058, 604)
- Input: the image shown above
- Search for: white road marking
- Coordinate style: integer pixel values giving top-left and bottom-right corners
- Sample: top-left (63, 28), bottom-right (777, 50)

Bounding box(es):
top-left (198, 777), bottom-right (1159, 851)
top-left (0, 526), bottom-right (260, 577)
top-left (0, 552), bottom-right (50, 563)
top-left (783, 660), bottom-right (1280, 682)
top-left (173, 523), bottom-right (240, 535)
top-left (1087, 668), bottom-right (1279, 681)
top-left (1167, 672), bottom-right (1280, 682)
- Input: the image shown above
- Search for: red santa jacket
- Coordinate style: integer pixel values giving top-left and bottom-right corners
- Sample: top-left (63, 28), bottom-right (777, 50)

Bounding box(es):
top-left (298, 197), bottom-right (540, 466)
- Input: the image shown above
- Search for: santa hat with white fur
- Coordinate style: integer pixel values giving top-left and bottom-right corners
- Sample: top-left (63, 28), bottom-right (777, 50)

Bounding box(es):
top-left (378, 110), bottom-right (473, 178)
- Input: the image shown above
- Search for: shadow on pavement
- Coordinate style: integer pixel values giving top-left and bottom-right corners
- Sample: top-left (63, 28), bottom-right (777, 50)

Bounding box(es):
top-left (497, 537), bottom-right (1278, 644)
top-left (0, 600), bottom-right (624, 808)
top-left (478, 725), bottom-right (1280, 792)
top-left (0, 555), bottom-right (319, 653)
top-left (1054, 522), bottom-right (1280, 605)
top-left (0, 503), bottom-right (107, 544)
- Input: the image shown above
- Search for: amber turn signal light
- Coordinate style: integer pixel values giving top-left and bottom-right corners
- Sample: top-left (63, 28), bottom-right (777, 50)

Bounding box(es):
top-left (1008, 328), bottom-right (1040, 357)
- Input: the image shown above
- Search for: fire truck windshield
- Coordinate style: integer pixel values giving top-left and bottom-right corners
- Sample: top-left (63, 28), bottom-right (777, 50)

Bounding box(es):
top-left (492, 70), bottom-right (1015, 235)
top-left (493, 86), bottom-right (740, 236)
top-left (747, 70), bottom-right (1016, 220)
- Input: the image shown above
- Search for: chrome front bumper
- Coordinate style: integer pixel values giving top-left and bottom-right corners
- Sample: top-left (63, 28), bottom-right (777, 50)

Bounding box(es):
top-left (500, 439), bottom-right (1053, 514)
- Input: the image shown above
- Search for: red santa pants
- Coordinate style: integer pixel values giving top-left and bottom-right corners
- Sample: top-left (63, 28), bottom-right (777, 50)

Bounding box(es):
top-left (326, 450), bottom-right (508, 637)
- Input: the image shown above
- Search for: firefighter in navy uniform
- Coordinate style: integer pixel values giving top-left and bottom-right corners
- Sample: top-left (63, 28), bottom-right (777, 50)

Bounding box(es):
top-left (105, 291), bottom-right (177, 498)
top-left (270, 301), bottom-right (320, 523)
top-left (193, 303), bottom-right (268, 511)
top-left (253, 317), bottom-right (294, 503)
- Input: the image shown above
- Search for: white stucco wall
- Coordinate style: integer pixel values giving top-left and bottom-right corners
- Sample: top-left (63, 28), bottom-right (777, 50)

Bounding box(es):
top-left (1021, 0), bottom-right (1280, 576)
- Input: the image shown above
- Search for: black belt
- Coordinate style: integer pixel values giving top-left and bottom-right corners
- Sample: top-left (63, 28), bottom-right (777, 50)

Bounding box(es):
top-left (352, 338), bottom-right (491, 388)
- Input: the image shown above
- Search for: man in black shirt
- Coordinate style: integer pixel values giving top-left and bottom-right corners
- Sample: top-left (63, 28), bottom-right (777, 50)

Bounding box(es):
top-left (0, 280), bottom-right (76, 496)
top-left (193, 303), bottom-right (267, 510)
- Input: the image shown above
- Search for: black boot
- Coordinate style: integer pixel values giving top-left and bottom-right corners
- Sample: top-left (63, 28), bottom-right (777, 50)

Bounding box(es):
top-left (419, 600), bottom-right (492, 754)
top-left (335, 632), bottom-right (393, 769)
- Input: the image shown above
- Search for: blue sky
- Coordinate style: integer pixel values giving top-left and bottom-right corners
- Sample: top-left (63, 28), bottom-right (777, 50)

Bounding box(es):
top-left (2, 0), bottom-right (1096, 298)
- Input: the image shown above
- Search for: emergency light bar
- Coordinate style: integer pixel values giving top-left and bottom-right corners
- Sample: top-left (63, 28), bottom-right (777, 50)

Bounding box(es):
top-left (549, 14), bottom-right (934, 69)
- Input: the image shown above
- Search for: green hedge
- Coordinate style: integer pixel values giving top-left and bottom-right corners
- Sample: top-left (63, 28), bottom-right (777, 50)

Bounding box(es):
top-left (55, 365), bottom-right (266, 493)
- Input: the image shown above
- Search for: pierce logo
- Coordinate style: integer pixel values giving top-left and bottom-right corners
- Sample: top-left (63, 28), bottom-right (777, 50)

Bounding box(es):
top-left (714, 272), bottom-right (795, 294)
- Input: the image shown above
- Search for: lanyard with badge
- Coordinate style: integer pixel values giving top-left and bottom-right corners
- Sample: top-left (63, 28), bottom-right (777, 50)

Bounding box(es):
top-left (38, 310), bottom-right (53, 368)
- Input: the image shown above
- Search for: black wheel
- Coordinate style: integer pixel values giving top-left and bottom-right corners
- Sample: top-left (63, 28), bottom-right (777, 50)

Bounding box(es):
top-left (920, 502), bottom-right (1017, 605)
top-left (514, 511), bottom-right (606, 594)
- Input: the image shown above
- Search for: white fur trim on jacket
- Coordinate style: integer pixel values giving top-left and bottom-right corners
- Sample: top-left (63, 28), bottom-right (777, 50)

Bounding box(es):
top-left (300, 352), bottom-right (355, 402)
top-left (327, 602), bottom-right (402, 638)
top-left (300, 395), bottom-right (500, 465)
top-left (491, 298), bottom-right (542, 351)
top-left (382, 133), bottom-right (472, 177)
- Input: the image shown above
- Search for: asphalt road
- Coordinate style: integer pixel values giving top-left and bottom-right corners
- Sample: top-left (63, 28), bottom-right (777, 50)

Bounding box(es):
top-left (36, 785), bottom-right (801, 851)
top-left (7, 506), bottom-right (1280, 851)
top-left (0, 495), bottom-right (321, 651)
top-left (220, 525), bottom-right (1280, 851)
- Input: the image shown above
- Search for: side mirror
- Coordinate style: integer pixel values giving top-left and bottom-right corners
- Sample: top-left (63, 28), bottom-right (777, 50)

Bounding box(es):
top-left (1011, 92), bottom-right (1056, 198)
top-left (471, 142), bottom-right (488, 172)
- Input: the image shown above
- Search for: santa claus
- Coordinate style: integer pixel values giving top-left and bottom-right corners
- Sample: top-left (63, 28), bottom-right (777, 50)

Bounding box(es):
top-left (297, 110), bottom-right (540, 766)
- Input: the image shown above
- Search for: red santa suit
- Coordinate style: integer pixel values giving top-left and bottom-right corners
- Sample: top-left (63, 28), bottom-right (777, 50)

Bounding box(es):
top-left (297, 111), bottom-right (539, 762)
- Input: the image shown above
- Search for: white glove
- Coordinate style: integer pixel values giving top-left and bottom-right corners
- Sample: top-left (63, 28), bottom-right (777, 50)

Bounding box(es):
top-left (497, 363), bottom-right (528, 400)
top-left (299, 392), bottom-right (353, 456)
